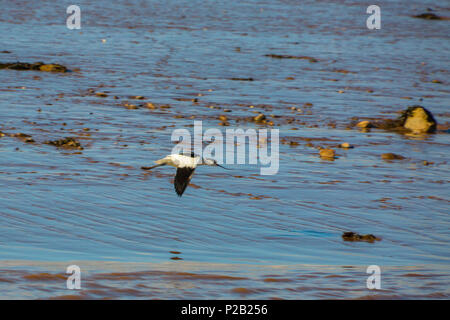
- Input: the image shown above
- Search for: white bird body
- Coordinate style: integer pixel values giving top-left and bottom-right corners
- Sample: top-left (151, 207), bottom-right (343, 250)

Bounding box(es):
top-left (155, 154), bottom-right (200, 169)
top-left (142, 153), bottom-right (229, 197)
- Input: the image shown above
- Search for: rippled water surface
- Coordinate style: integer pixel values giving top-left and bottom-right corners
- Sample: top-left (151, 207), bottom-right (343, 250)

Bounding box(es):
top-left (0, 0), bottom-right (449, 299)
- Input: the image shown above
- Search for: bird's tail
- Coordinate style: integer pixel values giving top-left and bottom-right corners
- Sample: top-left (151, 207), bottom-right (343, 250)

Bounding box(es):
top-left (141, 164), bottom-right (162, 170)
top-left (141, 158), bottom-right (167, 170)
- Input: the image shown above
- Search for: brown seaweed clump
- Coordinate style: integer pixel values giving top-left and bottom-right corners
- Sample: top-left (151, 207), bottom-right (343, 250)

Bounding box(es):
top-left (342, 232), bottom-right (381, 243)
top-left (0, 62), bottom-right (68, 72)
top-left (45, 137), bottom-right (83, 150)
top-left (10, 133), bottom-right (35, 143)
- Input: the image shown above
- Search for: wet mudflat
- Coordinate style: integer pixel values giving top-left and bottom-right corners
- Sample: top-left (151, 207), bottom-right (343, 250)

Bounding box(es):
top-left (0, 0), bottom-right (449, 299)
top-left (1, 261), bottom-right (449, 299)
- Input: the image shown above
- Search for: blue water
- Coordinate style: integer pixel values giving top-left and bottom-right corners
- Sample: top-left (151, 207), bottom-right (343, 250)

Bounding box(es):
top-left (0, 0), bottom-right (449, 298)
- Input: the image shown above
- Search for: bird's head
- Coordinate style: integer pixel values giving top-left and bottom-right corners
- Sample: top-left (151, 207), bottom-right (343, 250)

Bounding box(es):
top-left (203, 158), bottom-right (230, 169)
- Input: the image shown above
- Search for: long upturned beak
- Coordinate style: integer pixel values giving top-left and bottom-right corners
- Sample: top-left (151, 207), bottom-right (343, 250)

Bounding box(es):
top-left (216, 163), bottom-right (231, 170)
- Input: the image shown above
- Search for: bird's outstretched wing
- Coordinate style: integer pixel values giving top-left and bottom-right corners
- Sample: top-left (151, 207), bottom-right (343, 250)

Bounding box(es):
top-left (174, 167), bottom-right (195, 196)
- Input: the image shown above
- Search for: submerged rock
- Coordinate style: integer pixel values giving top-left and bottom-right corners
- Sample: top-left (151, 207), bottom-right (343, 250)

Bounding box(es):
top-left (10, 133), bottom-right (35, 143)
top-left (381, 153), bottom-right (405, 160)
top-left (352, 106), bottom-right (437, 134)
top-left (38, 64), bottom-right (67, 72)
top-left (339, 142), bottom-right (353, 149)
top-left (413, 13), bottom-right (445, 20)
top-left (371, 118), bottom-right (403, 131)
top-left (123, 103), bottom-right (138, 109)
top-left (253, 113), bottom-right (266, 123)
top-left (0, 62), bottom-right (68, 72)
top-left (145, 102), bottom-right (156, 109)
top-left (356, 120), bottom-right (372, 128)
top-left (230, 77), bottom-right (254, 81)
top-left (265, 54), bottom-right (318, 62)
top-left (398, 106), bottom-right (437, 133)
top-left (45, 137), bottom-right (83, 150)
top-left (319, 148), bottom-right (336, 160)
top-left (342, 232), bottom-right (381, 243)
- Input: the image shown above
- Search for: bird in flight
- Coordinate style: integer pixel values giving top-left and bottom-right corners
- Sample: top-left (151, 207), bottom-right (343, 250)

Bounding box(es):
top-left (141, 152), bottom-right (229, 196)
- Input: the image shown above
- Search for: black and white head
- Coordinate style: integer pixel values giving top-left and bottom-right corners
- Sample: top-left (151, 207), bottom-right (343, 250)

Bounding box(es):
top-left (202, 158), bottom-right (229, 169)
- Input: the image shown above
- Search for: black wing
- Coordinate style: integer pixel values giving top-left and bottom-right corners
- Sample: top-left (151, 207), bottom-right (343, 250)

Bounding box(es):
top-left (174, 167), bottom-right (195, 197)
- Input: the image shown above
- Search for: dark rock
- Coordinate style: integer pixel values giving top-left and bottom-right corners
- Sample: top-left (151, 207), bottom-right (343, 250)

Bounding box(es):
top-left (265, 54), bottom-right (318, 62)
top-left (145, 102), bottom-right (156, 109)
top-left (0, 62), bottom-right (68, 72)
top-left (381, 153), bottom-right (405, 160)
top-left (397, 105), bottom-right (437, 133)
top-left (253, 113), bottom-right (266, 123)
top-left (338, 142), bottom-right (353, 149)
top-left (342, 232), bottom-right (381, 243)
top-left (230, 77), bottom-right (254, 81)
top-left (39, 64), bottom-right (67, 72)
top-left (353, 106), bottom-right (437, 134)
top-left (319, 148), bottom-right (336, 160)
top-left (123, 103), bottom-right (138, 109)
top-left (413, 13), bottom-right (444, 20)
top-left (372, 118), bottom-right (403, 131)
top-left (356, 120), bottom-right (372, 128)
top-left (10, 133), bottom-right (35, 143)
top-left (45, 137), bottom-right (83, 150)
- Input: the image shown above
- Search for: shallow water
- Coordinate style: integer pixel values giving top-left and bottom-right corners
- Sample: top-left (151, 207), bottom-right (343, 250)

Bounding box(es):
top-left (0, 0), bottom-right (449, 299)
